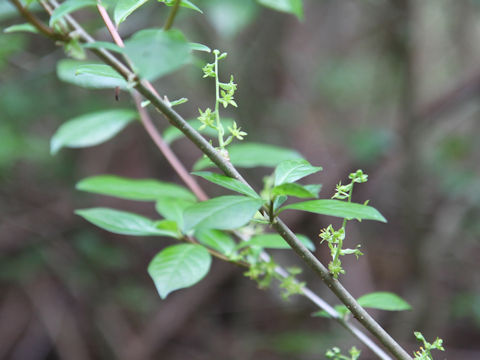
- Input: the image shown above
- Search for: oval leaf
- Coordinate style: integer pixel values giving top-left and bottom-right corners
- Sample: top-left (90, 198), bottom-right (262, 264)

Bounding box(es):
top-left (192, 171), bottom-right (259, 198)
top-left (357, 292), bottom-right (411, 311)
top-left (148, 244), bottom-right (211, 299)
top-left (193, 142), bottom-right (303, 170)
top-left (124, 29), bottom-right (191, 81)
top-left (239, 233), bottom-right (315, 251)
top-left (57, 60), bottom-right (128, 89)
top-left (280, 199), bottom-right (387, 222)
top-left (76, 175), bottom-right (196, 201)
top-left (114, 0), bottom-right (149, 25)
top-left (257, 0), bottom-right (303, 20)
top-left (50, 109), bottom-right (136, 154)
top-left (156, 196), bottom-right (196, 230)
top-left (75, 207), bottom-right (179, 237)
top-left (49, 0), bottom-right (97, 26)
top-left (183, 195), bottom-right (264, 230)
top-left (272, 183), bottom-right (320, 199)
top-left (274, 159), bottom-right (322, 186)
top-left (195, 229), bottom-right (236, 255)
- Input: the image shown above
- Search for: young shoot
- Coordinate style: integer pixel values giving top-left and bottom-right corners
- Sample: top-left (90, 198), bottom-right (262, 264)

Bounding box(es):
top-left (198, 49), bottom-right (246, 155)
top-left (413, 332), bottom-right (445, 360)
top-left (319, 169), bottom-right (368, 278)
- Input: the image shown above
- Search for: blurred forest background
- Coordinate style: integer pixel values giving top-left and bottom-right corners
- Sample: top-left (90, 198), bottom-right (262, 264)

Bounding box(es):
top-left (1, 0), bottom-right (480, 359)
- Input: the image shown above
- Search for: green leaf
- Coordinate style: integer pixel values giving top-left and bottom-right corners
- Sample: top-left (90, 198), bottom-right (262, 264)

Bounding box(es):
top-left (190, 42), bottom-right (211, 52)
top-left (76, 207), bottom-right (179, 237)
top-left (193, 142), bottom-right (303, 170)
top-left (303, 184), bottom-right (322, 197)
top-left (163, 118), bottom-right (234, 145)
top-left (257, 0), bottom-right (303, 20)
top-left (313, 292), bottom-right (411, 318)
top-left (238, 233), bottom-right (315, 251)
top-left (76, 175), bottom-right (196, 201)
top-left (124, 29), bottom-right (191, 81)
top-left (114, 0), bottom-right (149, 25)
top-left (153, 219), bottom-right (180, 238)
top-left (155, 196), bottom-right (196, 230)
top-left (279, 199), bottom-right (387, 222)
top-left (50, 109), bottom-right (136, 154)
top-left (357, 292), bottom-right (411, 311)
top-left (160, 0), bottom-right (203, 13)
top-left (148, 244), bottom-right (211, 299)
top-left (183, 195), bottom-right (264, 230)
top-left (192, 171), bottom-right (259, 198)
top-left (82, 41), bottom-right (124, 53)
top-left (57, 60), bottom-right (128, 89)
top-left (4, 23), bottom-right (38, 34)
top-left (49, 0), bottom-right (97, 26)
top-left (195, 229), bottom-right (236, 255)
top-left (274, 159), bottom-right (322, 186)
top-left (272, 183), bottom-right (321, 199)
top-left (76, 64), bottom-right (125, 81)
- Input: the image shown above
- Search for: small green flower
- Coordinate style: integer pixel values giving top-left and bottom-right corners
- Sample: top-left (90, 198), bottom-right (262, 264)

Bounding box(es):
top-left (202, 62), bottom-right (216, 78)
top-left (349, 169), bottom-right (368, 183)
top-left (228, 121), bottom-right (247, 140)
top-left (332, 182), bottom-right (352, 200)
top-left (197, 108), bottom-right (216, 130)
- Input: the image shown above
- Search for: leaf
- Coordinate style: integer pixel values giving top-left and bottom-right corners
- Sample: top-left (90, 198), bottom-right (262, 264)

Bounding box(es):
top-left (257, 0), bottom-right (303, 20)
top-left (4, 23), bottom-right (38, 34)
top-left (274, 159), bottom-right (322, 186)
top-left (163, 118), bottom-right (234, 145)
top-left (192, 171), bottom-right (259, 198)
top-left (193, 142), bottom-right (303, 170)
top-left (76, 64), bottom-right (125, 81)
top-left (114, 0), bottom-right (150, 25)
top-left (49, 0), bottom-right (97, 26)
top-left (272, 183), bottom-right (320, 199)
top-left (280, 199), bottom-right (387, 222)
top-left (238, 233), bottom-right (315, 251)
top-left (183, 195), bottom-right (264, 231)
top-left (190, 42), bottom-right (211, 52)
top-left (303, 184), bottom-right (322, 197)
top-left (357, 292), bottom-right (411, 311)
top-left (82, 41), bottom-right (124, 53)
top-left (76, 207), bottom-right (179, 237)
top-left (57, 60), bottom-right (128, 89)
top-left (148, 244), bottom-right (211, 299)
top-left (313, 292), bottom-right (411, 318)
top-left (124, 29), bottom-right (191, 81)
top-left (50, 109), bottom-right (136, 154)
top-left (160, 0), bottom-right (203, 13)
top-left (195, 229), bottom-right (236, 255)
top-left (155, 196), bottom-right (196, 230)
top-left (76, 175), bottom-right (196, 201)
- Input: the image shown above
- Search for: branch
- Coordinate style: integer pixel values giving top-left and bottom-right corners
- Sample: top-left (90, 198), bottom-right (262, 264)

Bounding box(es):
top-left (15, 4), bottom-right (412, 359)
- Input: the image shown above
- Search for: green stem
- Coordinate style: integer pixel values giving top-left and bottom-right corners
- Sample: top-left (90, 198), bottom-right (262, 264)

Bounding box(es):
top-left (213, 50), bottom-right (224, 148)
top-left (163, 0), bottom-right (181, 31)
top-left (333, 183), bottom-right (355, 265)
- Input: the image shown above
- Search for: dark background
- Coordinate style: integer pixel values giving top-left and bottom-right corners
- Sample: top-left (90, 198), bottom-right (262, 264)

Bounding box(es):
top-left (1, 0), bottom-right (479, 359)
